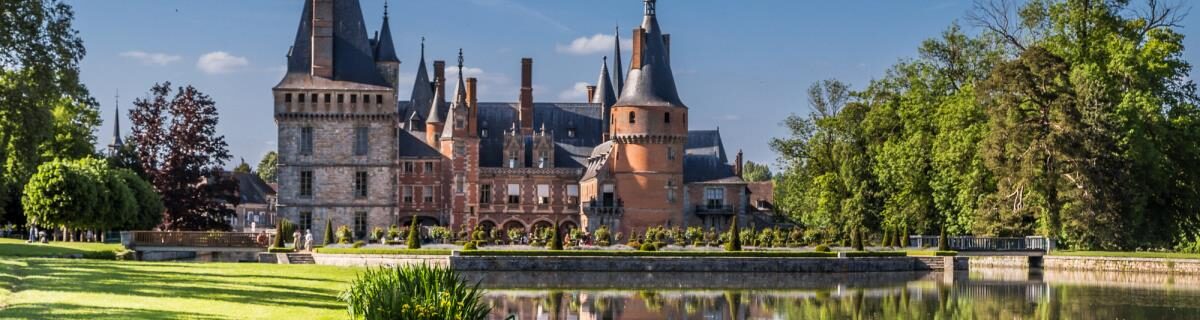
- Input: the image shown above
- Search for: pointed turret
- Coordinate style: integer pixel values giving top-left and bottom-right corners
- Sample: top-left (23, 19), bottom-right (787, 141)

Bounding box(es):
top-left (374, 1), bottom-right (399, 63)
top-left (595, 57), bottom-right (617, 139)
top-left (613, 25), bottom-right (625, 95)
top-left (442, 49), bottom-right (468, 140)
top-left (615, 0), bottom-right (684, 109)
top-left (109, 92), bottom-right (123, 153)
top-left (425, 82), bottom-right (445, 146)
top-left (426, 81), bottom-right (445, 125)
top-left (408, 38), bottom-right (434, 120)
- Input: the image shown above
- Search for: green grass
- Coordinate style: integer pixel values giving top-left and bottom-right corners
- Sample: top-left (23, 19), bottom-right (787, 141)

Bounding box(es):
top-left (0, 257), bottom-right (360, 319)
top-left (313, 247), bottom-right (453, 255)
top-left (841, 251), bottom-right (907, 257)
top-left (1049, 251), bottom-right (1200, 260)
top-left (905, 250), bottom-right (959, 257)
top-left (459, 250), bottom-right (844, 258)
top-left (0, 238), bottom-right (123, 259)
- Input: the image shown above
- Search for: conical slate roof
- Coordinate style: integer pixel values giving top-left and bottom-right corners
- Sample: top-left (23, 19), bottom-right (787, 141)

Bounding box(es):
top-left (373, 5), bottom-right (399, 63)
top-left (409, 41), bottom-right (434, 120)
top-left (442, 50), bottom-right (468, 139)
top-left (595, 57), bottom-right (617, 109)
top-left (426, 80), bottom-right (445, 124)
top-left (614, 0), bottom-right (685, 109)
top-left (283, 0), bottom-right (388, 87)
top-left (613, 25), bottom-right (625, 95)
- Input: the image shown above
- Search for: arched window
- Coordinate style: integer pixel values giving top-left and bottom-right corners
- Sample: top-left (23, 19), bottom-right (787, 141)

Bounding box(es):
top-left (629, 111), bottom-right (636, 124)
top-left (664, 112), bottom-right (671, 123)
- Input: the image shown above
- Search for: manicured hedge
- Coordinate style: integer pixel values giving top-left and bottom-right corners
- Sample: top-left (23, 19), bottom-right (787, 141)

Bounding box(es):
top-left (267, 247), bottom-right (295, 253)
top-left (842, 251), bottom-right (907, 257)
top-left (314, 248), bottom-right (453, 255)
top-left (904, 250), bottom-right (958, 257)
top-left (457, 250), bottom-right (841, 258)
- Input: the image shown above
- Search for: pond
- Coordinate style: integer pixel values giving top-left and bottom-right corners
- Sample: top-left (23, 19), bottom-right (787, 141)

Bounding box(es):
top-left (461, 268), bottom-right (1200, 319)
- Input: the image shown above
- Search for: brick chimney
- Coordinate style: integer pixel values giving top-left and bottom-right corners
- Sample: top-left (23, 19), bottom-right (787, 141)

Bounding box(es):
top-left (310, 0), bottom-right (334, 78)
top-left (631, 28), bottom-right (645, 70)
top-left (586, 85), bottom-right (597, 103)
top-left (734, 149), bottom-right (744, 178)
top-left (519, 58), bottom-right (534, 135)
top-left (433, 60), bottom-right (446, 101)
top-left (467, 77), bottom-right (478, 136)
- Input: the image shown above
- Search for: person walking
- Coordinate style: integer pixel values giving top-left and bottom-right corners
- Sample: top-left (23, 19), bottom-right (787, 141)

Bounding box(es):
top-left (304, 230), bottom-right (314, 252)
top-left (292, 229), bottom-right (302, 251)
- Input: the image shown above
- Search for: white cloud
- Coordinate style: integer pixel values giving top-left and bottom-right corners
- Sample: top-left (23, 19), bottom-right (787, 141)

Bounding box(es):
top-left (558, 82), bottom-right (591, 101)
top-left (556, 34), bottom-right (633, 55)
top-left (120, 51), bottom-right (181, 66)
top-left (196, 51), bottom-right (249, 75)
top-left (716, 114), bottom-right (742, 121)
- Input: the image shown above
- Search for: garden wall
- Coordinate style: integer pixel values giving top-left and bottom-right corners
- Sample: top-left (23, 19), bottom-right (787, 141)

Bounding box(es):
top-left (1043, 256), bottom-right (1200, 274)
top-left (310, 253), bottom-right (449, 267)
top-left (449, 255), bottom-right (953, 273)
top-left (969, 256), bottom-right (1034, 269)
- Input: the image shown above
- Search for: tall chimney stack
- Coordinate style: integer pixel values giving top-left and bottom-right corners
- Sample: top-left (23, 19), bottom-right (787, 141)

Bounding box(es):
top-left (519, 58), bottom-right (534, 135)
top-left (310, 0), bottom-right (335, 78)
top-left (467, 77), bottom-right (478, 135)
top-left (734, 149), bottom-right (744, 178)
top-left (631, 28), bottom-right (645, 70)
top-left (586, 85), bottom-right (597, 103)
top-left (433, 60), bottom-right (446, 102)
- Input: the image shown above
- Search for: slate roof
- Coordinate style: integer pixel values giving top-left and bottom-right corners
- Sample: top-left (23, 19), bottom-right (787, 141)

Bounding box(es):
top-left (373, 13), bottom-right (399, 63)
top-left (278, 0), bottom-right (390, 89)
top-left (408, 49), bottom-right (434, 123)
top-left (233, 173), bottom-right (276, 205)
top-left (477, 103), bottom-right (604, 168)
top-left (684, 130), bottom-right (739, 183)
top-left (614, 0), bottom-right (685, 109)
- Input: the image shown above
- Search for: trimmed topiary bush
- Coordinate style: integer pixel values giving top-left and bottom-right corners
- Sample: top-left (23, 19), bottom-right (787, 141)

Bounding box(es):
top-left (463, 241), bottom-right (478, 251)
top-left (323, 219), bottom-right (335, 246)
top-left (639, 242), bottom-right (657, 251)
top-left (406, 215), bottom-right (421, 249)
top-left (351, 240), bottom-right (366, 248)
top-left (340, 265), bottom-right (489, 320)
top-left (814, 244), bottom-right (831, 252)
top-left (725, 215), bottom-right (742, 251)
top-left (337, 225), bottom-right (353, 244)
top-left (548, 225), bottom-right (563, 250)
top-left (595, 225), bottom-right (612, 246)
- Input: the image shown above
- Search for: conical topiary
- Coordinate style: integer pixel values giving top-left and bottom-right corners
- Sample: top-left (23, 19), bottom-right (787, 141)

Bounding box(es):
top-left (725, 215), bottom-right (742, 251)
top-left (851, 227), bottom-right (864, 251)
top-left (938, 226), bottom-right (950, 251)
top-left (272, 219), bottom-right (286, 248)
top-left (548, 223), bottom-right (563, 250)
top-left (407, 215), bottom-right (421, 249)
top-left (322, 219), bottom-right (334, 246)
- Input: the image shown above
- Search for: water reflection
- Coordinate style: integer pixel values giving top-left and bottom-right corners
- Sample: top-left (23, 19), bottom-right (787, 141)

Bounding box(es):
top-left (463, 269), bottom-right (1200, 319)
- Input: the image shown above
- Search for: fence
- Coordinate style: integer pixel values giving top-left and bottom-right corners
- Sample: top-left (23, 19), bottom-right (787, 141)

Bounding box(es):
top-left (908, 236), bottom-right (1053, 252)
top-left (126, 231), bottom-right (265, 249)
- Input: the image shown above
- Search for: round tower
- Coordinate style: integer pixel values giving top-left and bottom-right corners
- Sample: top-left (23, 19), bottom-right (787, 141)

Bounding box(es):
top-left (609, 0), bottom-right (688, 232)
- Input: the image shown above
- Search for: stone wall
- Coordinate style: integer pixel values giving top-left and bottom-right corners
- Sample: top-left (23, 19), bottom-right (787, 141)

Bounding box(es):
top-left (970, 256), bottom-right (1034, 269)
top-left (1044, 256), bottom-right (1200, 274)
top-left (311, 253), bottom-right (449, 267)
top-left (450, 255), bottom-right (941, 273)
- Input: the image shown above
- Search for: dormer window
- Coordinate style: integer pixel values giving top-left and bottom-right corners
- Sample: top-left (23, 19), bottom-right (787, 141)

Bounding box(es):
top-left (363, 94), bottom-right (370, 104)
top-left (509, 158), bottom-right (518, 168)
top-left (284, 93), bottom-right (292, 103)
top-left (567, 128), bottom-right (576, 138)
top-left (298, 93), bottom-right (306, 103)
top-left (481, 129), bottom-right (488, 138)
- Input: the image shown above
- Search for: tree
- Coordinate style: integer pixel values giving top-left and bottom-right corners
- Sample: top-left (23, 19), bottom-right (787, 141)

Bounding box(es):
top-left (257, 151), bottom-right (277, 183)
top-left (741, 161), bottom-right (773, 182)
top-left (233, 158), bottom-right (251, 174)
top-left (851, 226), bottom-right (864, 251)
top-left (323, 219), bottom-right (334, 247)
top-left (725, 215), bottom-right (741, 251)
top-left (21, 160), bottom-right (96, 233)
top-left (115, 168), bottom-right (163, 230)
top-left (406, 215), bottom-right (421, 249)
top-left (128, 82), bottom-right (235, 231)
top-left (548, 221), bottom-right (563, 251)
top-left (0, 0), bottom-right (95, 226)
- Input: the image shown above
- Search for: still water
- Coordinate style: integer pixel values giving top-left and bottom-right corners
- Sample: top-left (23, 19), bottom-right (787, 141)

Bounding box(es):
top-left (461, 268), bottom-right (1200, 319)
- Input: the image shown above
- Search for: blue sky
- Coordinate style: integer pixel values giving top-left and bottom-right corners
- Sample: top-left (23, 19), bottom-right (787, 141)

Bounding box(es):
top-left (72, 0), bottom-right (1200, 169)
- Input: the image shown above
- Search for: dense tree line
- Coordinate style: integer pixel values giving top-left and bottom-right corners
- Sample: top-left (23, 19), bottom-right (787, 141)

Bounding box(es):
top-left (22, 157), bottom-right (162, 240)
top-left (773, 0), bottom-right (1200, 251)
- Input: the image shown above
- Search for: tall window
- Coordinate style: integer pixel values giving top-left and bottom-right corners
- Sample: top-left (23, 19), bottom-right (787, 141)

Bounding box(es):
top-left (538, 152), bottom-right (548, 168)
top-left (404, 162), bottom-right (414, 173)
top-left (629, 111), bottom-right (636, 124)
top-left (375, 94), bottom-right (383, 105)
top-left (284, 93), bottom-right (292, 103)
top-left (403, 186), bottom-right (413, 203)
top-left (353, 212), bottom-right (367, 239)
top-left (455, 175), bottom-right (465, 194)
top-left (300, 127), bottom-right (314, 155)
top-left (507, 184), bottom-right (521, 204)
top-left (350, 94), bottom-right (357, 104)
top-left (298, 93), bottom-right (305, 103)
top-left (423, 186), bottom-right (434, 203)
top-left (299, 211), bottom-right (313, 232)
top-left (602, 184), bottom-right (615, 207)
top-left (354, 171), bottom-right (368, 198)
top-left (480, 184), bottom-right (492, 203)
top-left (668, 146), bottom-right (675, 161)
top-left (324, 94), bottom-right (331, 103)
top-left (337, 94), bottom-right (344, 103)
top-left (423, 162), bottom-right (434, 173)
top-left (363, 94), bottom-right (370, 104)
top-left (299, 170), bottom-right (313, 198)
top-left (705, 187), bottom-right (725, 209)
top-left (666, 180), bottom-right (676, 203)
top-left (312, 93), bottom-right (318, 104)
top-left (566, 185), bottom-right (579, 205)
top-left (537, 184), bottom-right (550, 204)
top-left (509, 157), bottom-right (518, 168)
top-left (665, 112), bottom-right (671, 123)
top-left (354, 127), bottom-right (369, 156)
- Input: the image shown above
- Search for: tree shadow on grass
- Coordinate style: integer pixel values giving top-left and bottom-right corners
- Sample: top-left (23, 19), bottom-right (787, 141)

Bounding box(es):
top-left (0, 243), bottom-right (111, 258)
top-left (0, 303), bottom-right (227, 320)
top-left (17, 260), bottom-right (348, 311)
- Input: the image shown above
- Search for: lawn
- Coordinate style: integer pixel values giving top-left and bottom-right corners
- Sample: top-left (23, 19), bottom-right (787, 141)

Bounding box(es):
top-left (0, 238), bottom-right (123, 259)
top-left (0, 239), bottom-right (362, 319)
top-left (1049, 250), bottom-right (1200, 260)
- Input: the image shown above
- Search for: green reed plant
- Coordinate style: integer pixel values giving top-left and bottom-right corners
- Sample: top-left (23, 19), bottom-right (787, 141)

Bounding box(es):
top-left (340, 264), bottom-right (490, 320)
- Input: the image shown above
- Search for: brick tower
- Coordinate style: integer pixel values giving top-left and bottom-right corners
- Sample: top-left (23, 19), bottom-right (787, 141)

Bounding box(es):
top-left (608, 0), bottom-right (688, 232)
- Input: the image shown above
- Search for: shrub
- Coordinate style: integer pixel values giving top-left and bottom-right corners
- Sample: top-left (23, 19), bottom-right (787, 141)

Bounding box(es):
top-left (274, 219), bottom-right (293, 248)
top-left (548, 225), bottom-right (563, 250)
top-left (406, 216), bottom-right (421, 249)
top-left (340, 265), bottom-right (489, 320)
top-left (684, 227), bottom-right (703, 246)
top-left (337, 225), bottom-right (354, 244)
top-left (430, 226), bottom-right (451, 244)
top-left (371, 227), bottom-right (384, 243)
top-left (463, 241), bottom-right (478, 251)
top-left (725, 215), bottom-right (742, 251)
top-left (352, 240), bottom-right (366, 248)
top-left (639, 242), bottom-right (657, 251)
top-left (323, 219), bottom-right (335, 246)
top-left (627, 231), bottom-right (640, 247)
top-left (507, 228), bottom-right (523, 244)
top-left (613, 231), bottom-right (623, 244)
top-left (268, 247), bottom-right (295, 253)
top-left (387, 225), bottom-right (401, 241)
top-left (814, 244), bottom-right (831, 252)
top-left (595, 225), bottom-right (612, 246)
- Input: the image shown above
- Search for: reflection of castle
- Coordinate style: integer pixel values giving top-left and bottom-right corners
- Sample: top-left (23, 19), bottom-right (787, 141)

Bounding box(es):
top-left (273, 0), bottom-right (763, 241)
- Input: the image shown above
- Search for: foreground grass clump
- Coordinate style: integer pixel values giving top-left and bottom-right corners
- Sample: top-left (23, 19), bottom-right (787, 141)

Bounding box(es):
top-left (1049, 251), bottom-right (1200, 260)
top-left (0, 238), bottom-right (123, 259)
top-left (341, 265), bottom-right (488, 320)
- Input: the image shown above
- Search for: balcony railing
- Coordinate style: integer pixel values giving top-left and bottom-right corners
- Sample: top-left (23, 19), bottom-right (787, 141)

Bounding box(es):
top-left (126, 231), bottom-right (265, 249)
top-left (695, 204), bottom-right (735, 215)
top-left (584, 199), bottom-right (624, 216)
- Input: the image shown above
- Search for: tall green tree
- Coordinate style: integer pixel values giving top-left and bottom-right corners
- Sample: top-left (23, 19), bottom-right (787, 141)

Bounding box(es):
top-left (0, 0), bottom-right (95, 225)
top-left (257, 151), bottom-right (277, 183)
top-left (741, 161), bottom-right (773, 182)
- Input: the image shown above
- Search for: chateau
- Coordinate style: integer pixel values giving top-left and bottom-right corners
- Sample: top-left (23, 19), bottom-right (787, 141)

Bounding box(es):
top-left (273, 0), bottom-right (760, 241)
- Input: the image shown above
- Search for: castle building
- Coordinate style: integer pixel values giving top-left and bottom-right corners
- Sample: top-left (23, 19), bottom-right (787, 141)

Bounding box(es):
top-left (275, 0), bottom-right (756, 241)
